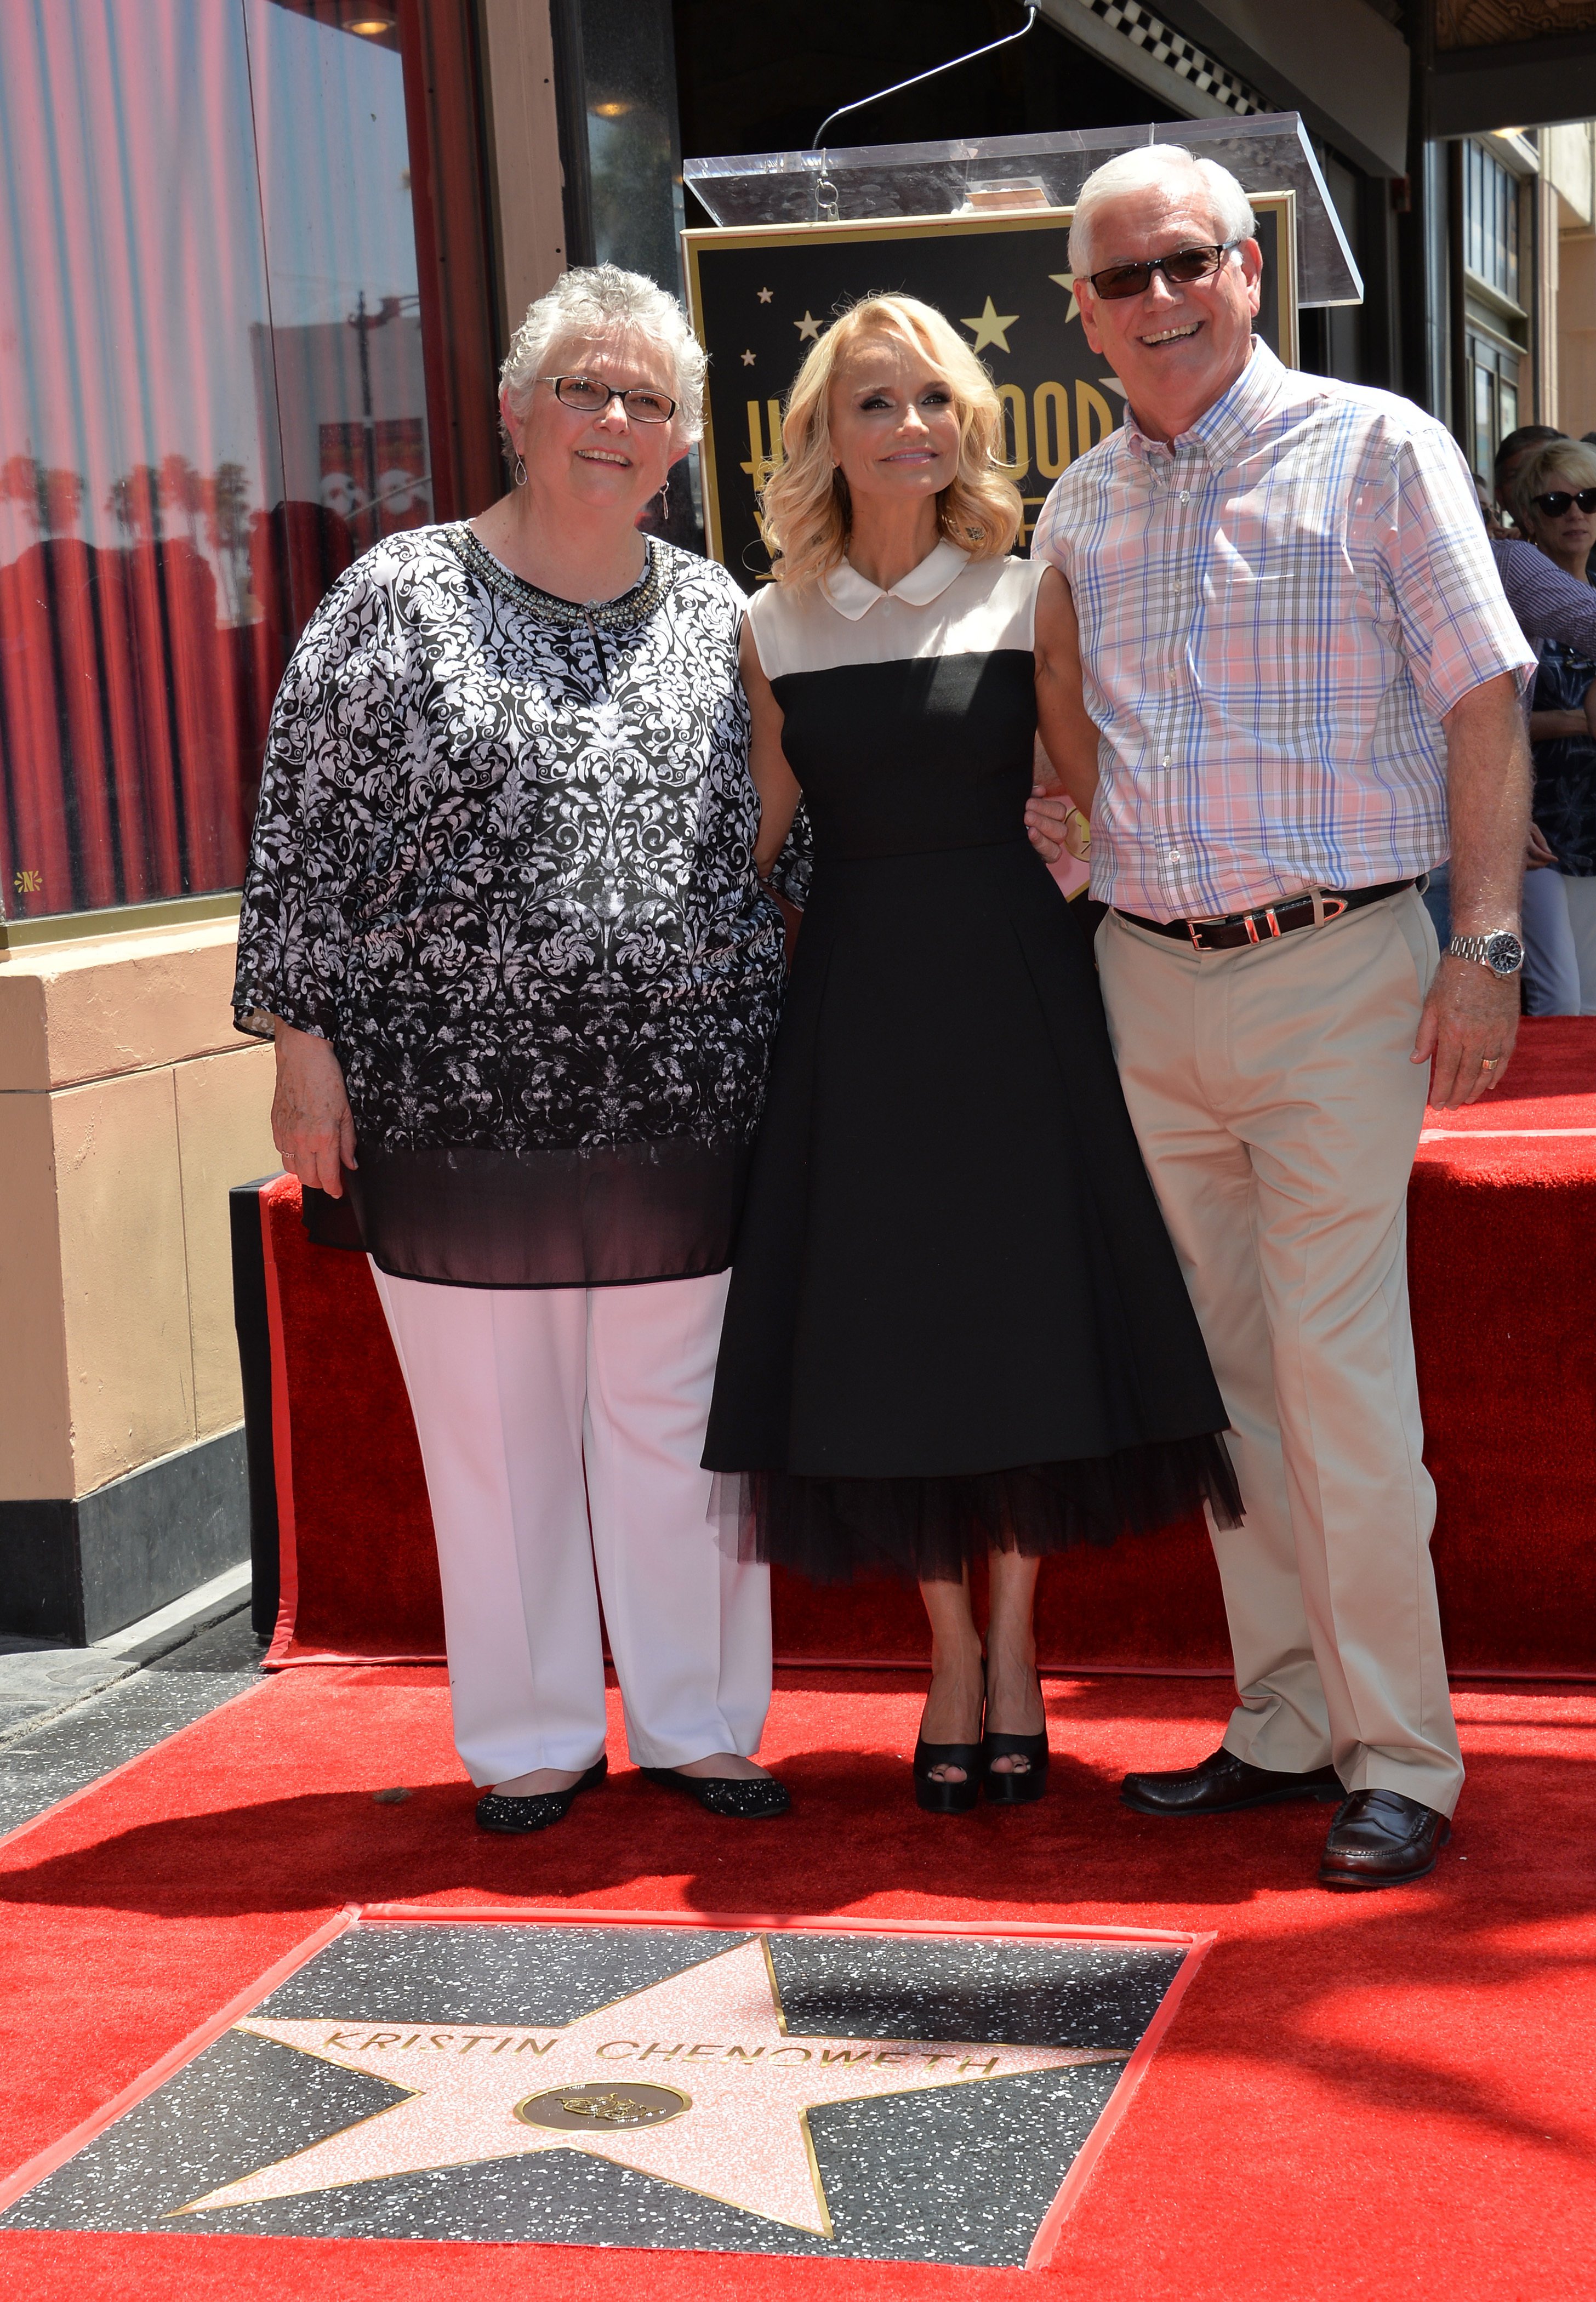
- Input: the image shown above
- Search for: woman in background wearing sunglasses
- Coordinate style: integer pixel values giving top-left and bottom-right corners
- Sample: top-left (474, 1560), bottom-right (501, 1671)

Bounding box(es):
top-left (1512, 440), bottom-right (1596, 1015)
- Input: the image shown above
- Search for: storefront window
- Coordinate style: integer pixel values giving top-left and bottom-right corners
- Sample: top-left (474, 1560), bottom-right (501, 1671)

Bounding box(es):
top-left (1463, 139), bottom-right (1520, 307)
top-left (0, 1), bottom-right (438, 926)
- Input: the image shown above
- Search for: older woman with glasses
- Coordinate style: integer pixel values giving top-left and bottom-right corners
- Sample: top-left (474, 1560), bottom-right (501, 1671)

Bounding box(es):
top-left (235, 264), bottom-right (790, 1831)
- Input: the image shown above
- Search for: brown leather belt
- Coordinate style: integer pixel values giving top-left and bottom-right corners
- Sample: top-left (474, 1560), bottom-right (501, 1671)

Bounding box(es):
top-left (1115, 878), bottom-right (1416, 953)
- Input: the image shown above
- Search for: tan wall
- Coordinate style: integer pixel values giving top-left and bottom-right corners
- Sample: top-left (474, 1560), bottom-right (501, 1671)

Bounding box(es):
top-left (1559, 229), bottom-right (1596, 438)
top-left (0, 918), bottom-right (276, 1501)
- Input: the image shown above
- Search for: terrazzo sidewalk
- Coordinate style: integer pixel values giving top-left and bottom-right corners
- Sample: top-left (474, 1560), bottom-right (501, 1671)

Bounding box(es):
top-left (0, 1608), bottom-right (265, 1838)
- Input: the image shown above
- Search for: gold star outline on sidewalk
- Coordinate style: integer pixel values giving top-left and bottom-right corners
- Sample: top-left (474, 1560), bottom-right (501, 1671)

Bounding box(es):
top-left (1048, 271), bottom-right (1082, 325)
top-left (174, 1936), bottom-right (1127, 2236)
top-left (962, 295), bottom-right (1019, 354)
top-left (794, 310), bottom-right (822, 342)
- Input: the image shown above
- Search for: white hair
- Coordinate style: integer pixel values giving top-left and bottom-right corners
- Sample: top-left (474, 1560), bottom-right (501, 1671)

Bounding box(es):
top-left (499, 264), bottom-right (708, 444)
top-left (1068, 146), bottom-right (1256, 277)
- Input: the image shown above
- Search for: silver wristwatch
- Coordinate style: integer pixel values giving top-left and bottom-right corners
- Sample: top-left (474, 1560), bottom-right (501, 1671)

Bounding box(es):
top-left (1447, 928), bottom-right (1524, 978)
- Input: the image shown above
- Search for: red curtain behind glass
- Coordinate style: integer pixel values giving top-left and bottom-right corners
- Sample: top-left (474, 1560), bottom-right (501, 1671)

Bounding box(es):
top-left (0, 0), bottom-right (500, 927)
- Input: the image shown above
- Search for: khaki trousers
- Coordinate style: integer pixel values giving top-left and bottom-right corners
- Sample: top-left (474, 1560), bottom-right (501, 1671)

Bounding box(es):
top-left (1097, 890), bottom-right (1463, 1816)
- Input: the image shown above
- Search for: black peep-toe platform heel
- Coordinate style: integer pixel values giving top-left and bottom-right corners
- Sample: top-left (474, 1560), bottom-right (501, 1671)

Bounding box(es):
top-left (981, 1729), bottom-right (1050, 1805)
top-left (913, 1737), bottom-right (984, 1816)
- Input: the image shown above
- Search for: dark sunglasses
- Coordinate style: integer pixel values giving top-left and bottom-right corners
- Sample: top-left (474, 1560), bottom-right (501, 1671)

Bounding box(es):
top-left (542, 373), bottom-right (677, 424)
top-left (1086, 240), bottom-right (1242, 301)
top-left (1531, 487), bottom-right (1596, 518)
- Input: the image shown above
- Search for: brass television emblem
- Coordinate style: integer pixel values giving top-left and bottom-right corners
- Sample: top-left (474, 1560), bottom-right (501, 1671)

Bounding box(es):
top-left (515, 2083), bottom-right (691, 2131)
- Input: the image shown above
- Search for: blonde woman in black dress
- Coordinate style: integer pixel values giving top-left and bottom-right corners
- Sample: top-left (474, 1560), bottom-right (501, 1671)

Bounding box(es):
top-left (704, 295), bottom-right (1239, 1813)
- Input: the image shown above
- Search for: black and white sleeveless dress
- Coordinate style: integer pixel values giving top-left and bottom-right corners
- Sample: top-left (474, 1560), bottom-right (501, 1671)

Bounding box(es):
top-left (702, 539), bottom-right (1240, 1584)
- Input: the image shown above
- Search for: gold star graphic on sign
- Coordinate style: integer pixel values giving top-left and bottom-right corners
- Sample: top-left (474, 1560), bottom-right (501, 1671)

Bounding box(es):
top-left (794, 310), bottom-right (822, 342)
top-left (175, 1936), bottom-right (1125, 2236)
top-left (756, 286), bottom-right (773, 304)
top-left (741, 349), bottom-right (756, 366)
top-left (1049, 271), bottom-right (1082, 325)
top-left (962, 296), bottom-right (1019, 354)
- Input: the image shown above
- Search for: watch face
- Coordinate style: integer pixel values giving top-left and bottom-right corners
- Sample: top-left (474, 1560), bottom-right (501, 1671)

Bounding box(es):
top-left (1485, 931), bottom-right (1525, 977)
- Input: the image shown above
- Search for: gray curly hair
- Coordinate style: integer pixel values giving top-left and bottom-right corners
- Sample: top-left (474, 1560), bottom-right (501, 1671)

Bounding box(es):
top-left (499, 264), bottom-right (708, 447)
top-left (1068, 146), bottom-right (1256, 277)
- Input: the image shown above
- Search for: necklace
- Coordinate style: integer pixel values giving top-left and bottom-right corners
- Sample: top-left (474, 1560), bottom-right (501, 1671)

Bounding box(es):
top-left (451, 525), bottom-right (666, 630)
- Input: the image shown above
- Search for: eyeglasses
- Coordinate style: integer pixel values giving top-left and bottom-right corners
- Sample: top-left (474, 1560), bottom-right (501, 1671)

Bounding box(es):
top-left (1531, 487), bottom-right (1596, 517)
top-left (542, 373), bottom-right (677, 424)
top-left (1085, 241), bottom-right (1242, 301)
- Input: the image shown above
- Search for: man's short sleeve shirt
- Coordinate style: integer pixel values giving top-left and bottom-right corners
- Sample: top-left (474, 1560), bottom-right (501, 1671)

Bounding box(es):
top-left (1030, 339), bottom-right (1535, 920)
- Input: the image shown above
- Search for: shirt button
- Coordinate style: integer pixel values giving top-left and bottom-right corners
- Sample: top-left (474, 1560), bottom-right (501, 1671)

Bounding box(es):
top-left (1179, 489), bottom-right (1191, 504)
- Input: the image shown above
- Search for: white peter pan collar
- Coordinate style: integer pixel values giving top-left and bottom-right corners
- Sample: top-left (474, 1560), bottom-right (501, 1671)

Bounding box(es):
top-left (821, 537), bottom-right (971, 621)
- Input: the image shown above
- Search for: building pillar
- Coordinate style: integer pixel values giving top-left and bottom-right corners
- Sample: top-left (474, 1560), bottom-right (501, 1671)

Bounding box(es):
top-left (0, 914), bottom-right (275, 1642)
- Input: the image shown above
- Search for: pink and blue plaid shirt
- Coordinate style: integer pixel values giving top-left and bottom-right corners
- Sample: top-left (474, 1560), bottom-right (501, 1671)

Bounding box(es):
top-left (1031, 339), bottom-right (1536, 921)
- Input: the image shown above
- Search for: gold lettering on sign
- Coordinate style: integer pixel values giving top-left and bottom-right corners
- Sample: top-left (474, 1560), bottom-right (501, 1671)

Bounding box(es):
top-left (819, 2047), bottom-right (871, 2065)
top-left (639, 2041), bottom-right (682, 2061)
top-left (739, 398), bottom-right (784, 495)
top-left (959, 2055), bottom-right (1002, 2075)
top-left (1075, 380), bottom-right (1115, 456)
top-left (597, 2040), bottom-right (637, 2059)
top-left (767, 2045), bottom-right (812, 2064)
top-left (996, 381), bottom-right (1030, 480)
top-left (1035, 380), bottom-right (1070, 478)
top-left (724, 2044), bottom-right (765, 2061)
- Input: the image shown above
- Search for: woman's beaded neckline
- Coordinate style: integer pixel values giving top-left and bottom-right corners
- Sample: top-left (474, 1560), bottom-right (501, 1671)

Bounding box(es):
top-left (449, 523), bottom-right (667, 630)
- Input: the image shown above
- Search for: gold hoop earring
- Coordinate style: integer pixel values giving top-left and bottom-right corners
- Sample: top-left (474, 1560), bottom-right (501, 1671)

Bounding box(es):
top-left (513, 455), bottom-right (527, 486)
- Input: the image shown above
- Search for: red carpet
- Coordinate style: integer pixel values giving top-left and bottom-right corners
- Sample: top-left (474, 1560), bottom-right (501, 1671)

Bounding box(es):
top-left (2, 1665), bottom-right (1593, 2298)
top-left (259, 1017), bottom-right (1596, 1678)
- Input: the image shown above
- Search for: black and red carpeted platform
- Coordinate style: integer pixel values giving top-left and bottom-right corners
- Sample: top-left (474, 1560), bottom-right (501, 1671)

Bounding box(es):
top-left (236, 1017), bottom-right (1596, 1679)
top-left (1, 1021), bottom-right (1593, 2298)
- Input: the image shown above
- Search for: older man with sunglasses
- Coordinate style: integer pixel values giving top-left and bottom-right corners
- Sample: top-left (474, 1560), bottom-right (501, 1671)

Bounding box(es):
top-left (1030, 146), bottom-right (1536, 1890)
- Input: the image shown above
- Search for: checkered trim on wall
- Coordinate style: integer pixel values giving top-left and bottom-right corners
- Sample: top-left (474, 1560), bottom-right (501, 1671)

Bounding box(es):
top-left (1078, 0), bottom-right (1266, 116)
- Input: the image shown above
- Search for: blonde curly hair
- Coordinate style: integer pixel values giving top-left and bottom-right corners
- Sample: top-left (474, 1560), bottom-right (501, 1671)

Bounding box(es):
top-left (759, 294), bottom-right (1022, 589)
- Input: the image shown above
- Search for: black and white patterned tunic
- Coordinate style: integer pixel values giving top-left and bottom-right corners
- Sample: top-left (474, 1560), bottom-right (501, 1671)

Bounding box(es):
top-left (233, 525), bottom-right (785, 1287)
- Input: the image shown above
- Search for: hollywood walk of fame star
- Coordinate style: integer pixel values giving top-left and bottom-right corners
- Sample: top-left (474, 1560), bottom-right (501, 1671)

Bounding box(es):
top-left (176, 1936), bottom-right (1127, 2237)
top-left (1048, 271), bottom-right (1082, 324)
top-left (757, 286), bottom-right (773, 304)
top-left (741, 349), bottom-right (756, 366)
top-left (962, 296), bottom-right (1019, 354)
top-left (794, 310), bottom-right (822, 343)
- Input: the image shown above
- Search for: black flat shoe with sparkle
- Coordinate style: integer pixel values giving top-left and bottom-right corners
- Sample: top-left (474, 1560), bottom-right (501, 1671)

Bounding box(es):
top-left (475, 1754), bottom-right (607, 1834)
top-left (639, 1765), bottom-right (790, 1818)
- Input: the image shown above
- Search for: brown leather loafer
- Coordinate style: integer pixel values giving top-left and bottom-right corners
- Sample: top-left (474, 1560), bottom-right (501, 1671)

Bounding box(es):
top-left (1122, 1745), bottom-right (1343, 1817)
top-left (1319, 1788), bottom-right (1450, 1890)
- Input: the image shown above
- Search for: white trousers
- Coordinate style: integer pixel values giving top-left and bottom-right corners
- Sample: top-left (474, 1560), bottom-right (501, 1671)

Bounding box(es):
top-left (1557, 871), bottom-right (1596, 1015)
top-left (1529, 865), bottom-right (1596, 1012)
top-left (1521, 865), bottom-right (1582, 1016)
top-left (1097, 892), bottom-right (1464, 1816)
top-left (371, 1265), bottom-right (772, 1785)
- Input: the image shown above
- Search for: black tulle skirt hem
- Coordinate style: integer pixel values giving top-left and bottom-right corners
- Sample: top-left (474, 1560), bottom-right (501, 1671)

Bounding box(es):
top-left (740, 1433), bottom-right (1241, 1587)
